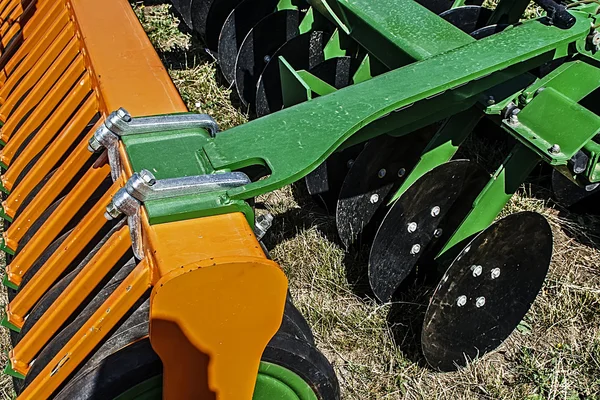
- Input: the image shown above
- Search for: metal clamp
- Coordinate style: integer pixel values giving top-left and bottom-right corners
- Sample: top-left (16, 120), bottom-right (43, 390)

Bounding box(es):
top-left (105, 170), bottom-right (251, 259)
top-left (88, 108), bottom-right (219, 180)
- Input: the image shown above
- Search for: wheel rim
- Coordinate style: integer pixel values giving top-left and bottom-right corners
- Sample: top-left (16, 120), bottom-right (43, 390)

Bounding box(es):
top-left (115, 361), bottom-right (318, 400)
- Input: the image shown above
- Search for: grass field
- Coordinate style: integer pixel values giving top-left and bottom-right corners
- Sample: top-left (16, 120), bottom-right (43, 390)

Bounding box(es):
top-left (1, 2), bottom-right (599, 399)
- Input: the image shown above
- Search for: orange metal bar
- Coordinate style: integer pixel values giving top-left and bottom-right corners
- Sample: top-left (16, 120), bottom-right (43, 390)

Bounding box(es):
top-left (0, 0), bottom-right (20, 27)
top-left (2, 96), bottom-right (98, 192)
top-left (1, 74), bottom-right (91, 172)
top-left (2, 130), bottom-right (97, 219)
top-left (69, 0), bottom-right (186, 116)
top-left (0, 27), bottom-right (77, 119)
top-left (14, 260), bottom-right (151, 387)
top-left (9, 224), bottom-right (131, 367)
top-left (6, 183), bottom-right (121, 325)
top-left (0, 0), bottom-right (56, 64)
top-left (3, 163), bottom-right (110, 281)
top-left (0, 60), bottom-right (85, 149)
top-left (0, 4), bottom-right (68, 85)
top-left (2, 116), bottom-right (100, 210)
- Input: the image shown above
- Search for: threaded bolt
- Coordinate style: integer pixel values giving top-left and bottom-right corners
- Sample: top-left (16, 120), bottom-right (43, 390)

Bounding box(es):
top-left (105, 202), bottom-right (122, 220)
top-left (431, 206), bottom-right (440, 217)
top-left (433, 228), bottom-right (443, 238)
top-left (116, 108), bottom-right (132, 122)
top-left (549, 144), bottom-right (561, 155)
top-left (370, 194), bottom-right (379, 204)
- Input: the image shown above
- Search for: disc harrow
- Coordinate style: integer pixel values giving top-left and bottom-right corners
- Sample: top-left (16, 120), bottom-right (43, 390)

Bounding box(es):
top-left (0, 0), bottom-right (596, 398)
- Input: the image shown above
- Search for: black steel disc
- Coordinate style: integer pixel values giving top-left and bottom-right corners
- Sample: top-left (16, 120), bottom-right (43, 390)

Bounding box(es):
top-left (234, 9), bottom-right (302, 106)
top-left (552, 169), bottom-right (600, 211)
top-left (255, 31), bottom-right (329, 117)
top-left (201, 0), bottom-right (245, 51)
top-left (470, 24), bottom-right (508, 40)
top-left (439, 6), bottom-right (493, 34)
top-left (170, 0), bottom-right (195, 29)
top-left (217, 0), bottom-right (280, 84)
top-left (369, 160), bottom-right (489, 302)
top-left (336, 130), bottom-right (435, 249)
top-left (422, 211), bottom-right (552, 371)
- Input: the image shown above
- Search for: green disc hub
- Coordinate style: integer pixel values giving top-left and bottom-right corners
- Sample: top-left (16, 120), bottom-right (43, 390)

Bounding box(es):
top-left (115, 361), bottom-right (317, 400)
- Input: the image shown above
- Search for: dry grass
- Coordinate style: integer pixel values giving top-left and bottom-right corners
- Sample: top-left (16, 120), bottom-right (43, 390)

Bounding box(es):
top-left (1, 3), bottom-right (597, 400)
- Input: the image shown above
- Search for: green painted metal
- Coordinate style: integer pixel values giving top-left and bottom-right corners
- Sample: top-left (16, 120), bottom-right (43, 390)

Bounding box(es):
top-left (389, 108), bottom-right (483, 203)
top-left (1, 312), bottom-right (20, 332)
top-left (3, 360), bottom-right (25, 380)
top-left (488, 0), bottom-right (531, 25)
top-left (439, 143), bottom-right (541, 255)
top-left (506, 87), bottom-right (600, 165)
top-left (200, 16), bottom-right (589, 201)
top-left (114, 362), bottom-right (317, 400)
top-left (296, 71), bottom-right (337, 96)
top-left (279, 57), bottom-right (312, 107)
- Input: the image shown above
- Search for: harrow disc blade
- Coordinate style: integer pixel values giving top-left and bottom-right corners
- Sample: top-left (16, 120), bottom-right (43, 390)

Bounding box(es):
top-left (235, 9), bottom-right (302, 106)
top-left (256, 31), bottom-right (329, 117)
top-left (369, 160), bottom-right (488, 302)
top-left (470, 24), bottom-right (508, 40)
top-left (422, 211), bottom-right (552, 371)
top-left (198, 0), bottom-right (245, 51)
top-left (552, 169), bottom-right (600, 211)
top-left (218, 0), bottom-right (280, 84)
top-left (439, 6), bottom-right (492, 34)
top-left (336, 132), bottom-right (432, 249)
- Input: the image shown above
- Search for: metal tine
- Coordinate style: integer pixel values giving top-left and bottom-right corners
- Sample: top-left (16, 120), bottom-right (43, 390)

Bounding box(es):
top-left (0, 59), bottom-right (86, 155)
top-left (0, 2), bottom-right (67, 85)
top-left (3, 73), bottom-right (92, 174)
top-left (0, 0), bottom-right (21, 32)
top-left (0, 0), bottom-right (58, 69)
top-left (2, 112), bottom-right (100, 212)
top-left (0, 28), bottom-right (77, 120)
top-left (9, 219), bottom-right (131, 370)
top-left (2, 97), bottom-right (98, 193)
top-left (17, 261), bottom-right (150, 398)
top-left (1, 121), bottom-right (102, 221)
top-left (7, 183), bottom-right (124, 333)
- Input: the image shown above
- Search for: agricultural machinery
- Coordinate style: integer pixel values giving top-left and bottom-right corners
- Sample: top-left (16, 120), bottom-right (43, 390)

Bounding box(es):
top-left (0, 0), bottom-right (597, 397)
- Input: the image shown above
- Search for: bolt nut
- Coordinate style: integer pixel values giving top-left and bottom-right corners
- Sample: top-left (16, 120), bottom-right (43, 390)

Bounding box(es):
top-left (486, 96), bottom-right (495, 106)
top-left (378, 169), bottom-right (387, 178)
top-left (471, 265), bottom-right (483, 277)
top-left (407, 222), bottom-right (418, 233)
top-left (549, 144), bottom-right (561, 154)
top-left (433, 228), bottom-right (443, 238)
top-left (88, 136), bottom-right (103, 153)
top-left (105, 202), bottom-right (122, 220)
top-left (491, 268), bottom-right (501, 279)
top-left (139, 169), bottom-right (157, 186)
top-left (410, 244), bottom-right (421, 255)
top-left (431, 206), bottom-right (440, 217)
top-left (370, 194), bottom-right (379, 204)
top-left (475, 296), bottom-right (486, 308)
top-left (116, 107), bottom-right (132, 122)
top-left (398, 168), bottom-right (406, 178)
top-left (456, 295), bottom-right (467, 307)
top-left (347, 159), bottom-right (355, 168)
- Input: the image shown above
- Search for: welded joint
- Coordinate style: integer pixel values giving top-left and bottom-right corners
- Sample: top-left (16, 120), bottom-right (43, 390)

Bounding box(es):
top-left (105, 170), bottom-right (251, 259)
top-left (88, 108), bottom-right (220, 180)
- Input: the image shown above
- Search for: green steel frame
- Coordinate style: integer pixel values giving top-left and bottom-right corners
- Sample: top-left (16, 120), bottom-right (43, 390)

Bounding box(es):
top-left (122, 0), bottom-right (600, 257)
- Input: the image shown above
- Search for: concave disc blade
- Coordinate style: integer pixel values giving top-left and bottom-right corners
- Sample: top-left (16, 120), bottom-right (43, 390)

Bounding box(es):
top-left (336, 130), bottom-right (435, 249)
top-left (439, 6), bottom-right (492, 34)
top-left (470, 24), bottom-right (508, 40)
top-left (552, 169), bottom-right (600, 211)
top-left (218, 0), bottom-right (280, 84)
top-left (369, 160), bottom-right (489, 302)
top-left (234, 9), bottom-right (302, 106)
top-left (200, 0), bottom-right (245, 51)
top-left (255, 31), bottom-right (329, 117)
top-left (422, 211), bottom-right (552, 371)
top-left (171, 0), bottom-right (195, 29)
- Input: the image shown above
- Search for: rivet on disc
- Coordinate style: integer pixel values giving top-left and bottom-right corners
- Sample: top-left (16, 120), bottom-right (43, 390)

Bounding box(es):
top-left (456, 295), bottom-right (467, 307)
top-left (378, 169), bottom-right (387, 178)
top-left (476, 296), bottom-right (486, 308)
top-left (471, 265), bottom-right (482, 277)
top-left (410, 244), bottom-right (421, 255)
top-left (398, 168), bottom-right (406, 178)
top-left (433, 228), bottom-right (443, 238)
top-left (491, 268), bottom-right (501, 279)
top-left (370, 194), bottom-right (379, 204)
top-left (431, 206), bottom-right (440, 217)
top-left (407, 222), bottom-right (417, 233)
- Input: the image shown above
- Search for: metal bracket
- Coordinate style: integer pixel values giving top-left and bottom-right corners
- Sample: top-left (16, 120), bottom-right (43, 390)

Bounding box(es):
top-left (105, 170), bottom-right (251, 259)
top-left (88, 108), bottom-right (219, 181)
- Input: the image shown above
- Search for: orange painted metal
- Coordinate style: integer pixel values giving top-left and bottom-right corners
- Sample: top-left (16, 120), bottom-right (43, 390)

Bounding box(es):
top-left (0, 0), bottom-right (20, 28)
top-left (2, 123), bottom-right (100, 218)
top-left (14, 260), bottom-right (151, 389)
top-left (6, 183), bottom-right (121, 326)
top-left (2, 73), bottom-right (91, 174)
top-left (144, 213), bottom-right (287, 399)
top-left (3, 163), bottom-right (111, 284)
top-left (2, 97), bottom-right (99, 193)
top-left (0, 27), bottom-right (77, 121)
top-left (0, 60), bottom-right (86, 152)
top-left (0, 0), bottom-right (57, 70)
top-left (69, 0), bottom-right (186, 116)
top-left (151, 257), bottom-right (287, 400)
top-left (9, 224), bottom-right (132, 368)
top-left (0, 4), bottom-right (68, 86)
